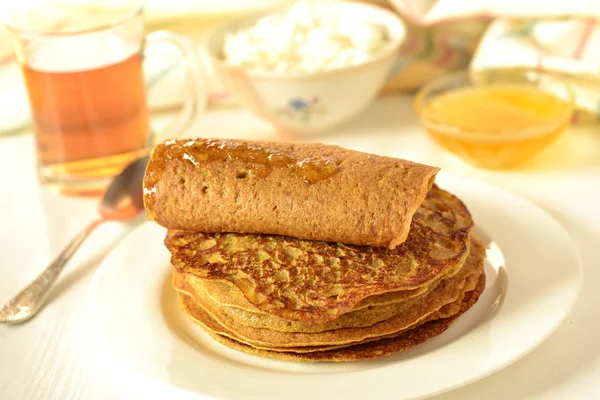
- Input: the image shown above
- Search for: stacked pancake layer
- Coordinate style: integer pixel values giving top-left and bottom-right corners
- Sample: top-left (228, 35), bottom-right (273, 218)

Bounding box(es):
top-left (165, 186), bottom-right (486, 362)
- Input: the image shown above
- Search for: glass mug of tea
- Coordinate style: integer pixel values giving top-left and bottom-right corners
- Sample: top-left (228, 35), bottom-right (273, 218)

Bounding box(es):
top-left (4, 0), bottom-right (205, 195)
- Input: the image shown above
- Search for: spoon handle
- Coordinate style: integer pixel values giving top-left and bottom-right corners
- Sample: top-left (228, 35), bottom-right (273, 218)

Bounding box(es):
top-left (0, 218), bottom-right (105, 324)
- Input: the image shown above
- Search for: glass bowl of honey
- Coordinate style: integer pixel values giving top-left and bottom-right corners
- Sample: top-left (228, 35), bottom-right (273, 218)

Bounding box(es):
top-left (414, 69), bottom-right (575, 169)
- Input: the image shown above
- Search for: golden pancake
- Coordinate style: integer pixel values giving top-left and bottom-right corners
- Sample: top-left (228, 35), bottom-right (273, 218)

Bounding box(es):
top-left (175, 267), bottom-right (480, 349)
top-left (172, 239), bottom-right (484, 348)
top-left (193, 251), bottom-right (467, 315)
top-left (177, 274), bottom-right (485, 361)
top-left (144, 139), bottom-right (440, 249)
top-left (177, 280), bottom-right (470, 353)
top-left (176, 237), bottom-right (484, 334)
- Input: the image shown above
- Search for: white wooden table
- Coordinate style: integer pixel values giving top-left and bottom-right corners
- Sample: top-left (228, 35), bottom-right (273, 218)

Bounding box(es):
top-left (1, 95), bottom-right (599, 400)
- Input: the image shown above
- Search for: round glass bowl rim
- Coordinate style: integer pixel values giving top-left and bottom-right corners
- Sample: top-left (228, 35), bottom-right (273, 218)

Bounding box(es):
top-left (414, 69), bottom-right (576, 141)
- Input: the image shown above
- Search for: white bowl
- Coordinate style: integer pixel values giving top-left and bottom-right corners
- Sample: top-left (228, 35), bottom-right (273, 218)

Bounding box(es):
top-left (204, 1), bottom-right (406, 135)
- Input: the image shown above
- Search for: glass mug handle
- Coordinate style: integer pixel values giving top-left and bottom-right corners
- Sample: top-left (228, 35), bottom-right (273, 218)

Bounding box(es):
top-left (143, 30), bottom-right (207, 141)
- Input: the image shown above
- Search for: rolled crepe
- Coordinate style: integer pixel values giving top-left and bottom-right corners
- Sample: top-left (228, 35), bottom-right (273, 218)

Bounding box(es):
top-left (143, 138), bottom-right (439, 249)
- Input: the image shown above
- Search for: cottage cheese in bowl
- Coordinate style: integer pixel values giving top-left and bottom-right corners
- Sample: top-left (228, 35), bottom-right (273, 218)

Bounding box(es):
top-left (205, 0), bottom-right (405, 134)
top-left (222, 1), bottom-right (392, 74)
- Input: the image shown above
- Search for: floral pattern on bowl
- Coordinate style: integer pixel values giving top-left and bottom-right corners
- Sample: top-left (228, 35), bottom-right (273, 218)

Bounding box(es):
top-left (275, 97), bottom-right (328, 123)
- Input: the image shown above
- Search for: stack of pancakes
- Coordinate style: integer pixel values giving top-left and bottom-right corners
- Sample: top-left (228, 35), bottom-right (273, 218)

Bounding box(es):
top-left (144, 139), bottom-right (486, 362)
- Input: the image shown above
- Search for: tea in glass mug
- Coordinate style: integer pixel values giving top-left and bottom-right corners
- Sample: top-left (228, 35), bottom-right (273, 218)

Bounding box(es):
top-left (4, 0), bottom-right (204, 195)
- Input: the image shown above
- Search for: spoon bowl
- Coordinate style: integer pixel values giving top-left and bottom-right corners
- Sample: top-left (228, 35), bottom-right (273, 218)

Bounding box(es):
top-left (100, 155), bottom-right (149, 220)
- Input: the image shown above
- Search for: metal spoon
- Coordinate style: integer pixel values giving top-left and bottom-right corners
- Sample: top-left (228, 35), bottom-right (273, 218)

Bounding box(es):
top-left (0, 155), bottom-right (149, 324)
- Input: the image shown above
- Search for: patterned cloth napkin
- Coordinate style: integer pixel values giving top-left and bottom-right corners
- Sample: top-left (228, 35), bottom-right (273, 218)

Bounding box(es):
top-left (363, 0), bottom-right (488, 93)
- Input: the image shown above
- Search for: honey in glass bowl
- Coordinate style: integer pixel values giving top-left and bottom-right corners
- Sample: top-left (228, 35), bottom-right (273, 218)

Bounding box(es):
top-left (415, 70), bottom-right (574, 169)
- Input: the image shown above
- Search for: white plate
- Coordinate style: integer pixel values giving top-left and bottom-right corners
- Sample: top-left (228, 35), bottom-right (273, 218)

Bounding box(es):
top-left (89, 173), bottom-right (581, 400)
